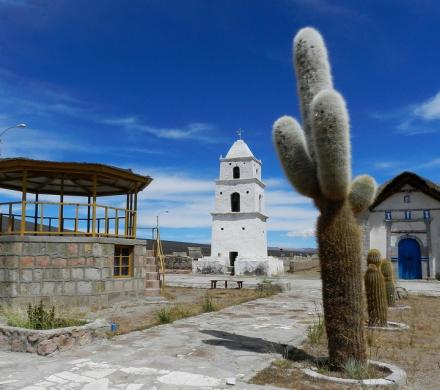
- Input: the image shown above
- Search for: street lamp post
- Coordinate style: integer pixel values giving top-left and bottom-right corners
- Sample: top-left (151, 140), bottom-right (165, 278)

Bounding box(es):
top-left (0, 123), bottom-right (27, 155)
top-left (156, 210), bottom-right (169, 238)
top-left (0, 123), bottom-right (27, 139)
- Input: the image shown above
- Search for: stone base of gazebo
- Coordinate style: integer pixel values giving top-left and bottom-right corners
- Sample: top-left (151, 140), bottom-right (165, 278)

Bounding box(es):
top-left (0, 236), bottom-right (160, 307)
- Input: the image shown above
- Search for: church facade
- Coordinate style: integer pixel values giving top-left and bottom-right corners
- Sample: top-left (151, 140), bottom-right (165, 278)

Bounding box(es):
top-left (194, 138), bottom-right (283, 276)
top-left (365, 172), bottom-right (439, 280)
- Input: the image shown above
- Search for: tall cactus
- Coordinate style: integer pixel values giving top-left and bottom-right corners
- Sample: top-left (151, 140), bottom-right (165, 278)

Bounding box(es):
top-left (367, 249), bottom-right (381, 268)
top-left (381, 259), bottom-right (396, 306)
top-left (365, 264), bottom-right (388, 326)
top-left (273, 27), bottom-right (377, 367)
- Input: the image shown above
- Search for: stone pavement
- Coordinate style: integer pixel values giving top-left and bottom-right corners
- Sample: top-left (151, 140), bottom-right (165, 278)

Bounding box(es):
top-left (0, 280), bottom-right (323, 390)
top-left (165, 273), bottom-right (440, 296)
top-left (1, 275), bottom-right (438, 390)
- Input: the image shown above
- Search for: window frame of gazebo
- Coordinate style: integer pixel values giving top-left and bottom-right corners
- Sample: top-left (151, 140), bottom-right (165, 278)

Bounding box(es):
top-left (0, 159), bottom-right (152, 239)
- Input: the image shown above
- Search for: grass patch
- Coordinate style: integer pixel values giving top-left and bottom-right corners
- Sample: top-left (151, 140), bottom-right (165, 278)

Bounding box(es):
top-left (154, 305), bottom-right (195, 324)
top-left (2, 302), bottom-right (86, 330)
top-left (307, 313), bottom-right (325, 345)
top-left (111, 286), bottom-right (280, 334)
top-left (201, 292), bottom-right (218, 312)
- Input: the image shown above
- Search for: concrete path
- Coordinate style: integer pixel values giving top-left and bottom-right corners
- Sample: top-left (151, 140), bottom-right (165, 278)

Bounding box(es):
top-left (0, 280), bottom-right (323, 390)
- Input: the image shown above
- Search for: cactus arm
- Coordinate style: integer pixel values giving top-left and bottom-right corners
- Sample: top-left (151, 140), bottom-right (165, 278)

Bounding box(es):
top-left (311, 89), bottom-right (351, 201)
top-left (273, 116), bottom-right (320, 198)
top-left (349, 175), bottom-right (378, 214)
top-left (294, 27), bottom-right (333, 160)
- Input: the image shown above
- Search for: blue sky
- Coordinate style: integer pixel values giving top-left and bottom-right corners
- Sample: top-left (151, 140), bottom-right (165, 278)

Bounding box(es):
top-left (0, 0), bottom-right (439, 248)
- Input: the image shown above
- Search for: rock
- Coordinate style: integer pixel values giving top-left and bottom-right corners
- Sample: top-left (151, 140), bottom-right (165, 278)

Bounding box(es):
top-left (10, 336), bottom-right (26, 352)
top-left (57, 334), bottom-right (75, 351)
top-left (37, 339), bottom-right (58, 356)
top-left (226, 378), bottom-right (236, 385)
top-left (76, 331), bottom-right (93, 346)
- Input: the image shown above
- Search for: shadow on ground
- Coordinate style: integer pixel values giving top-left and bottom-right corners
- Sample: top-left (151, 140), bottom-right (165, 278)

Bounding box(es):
top-left (200, 329), bottom-right (314, 362)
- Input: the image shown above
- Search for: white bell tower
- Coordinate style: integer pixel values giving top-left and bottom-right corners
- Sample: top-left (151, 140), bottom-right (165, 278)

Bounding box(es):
top-left (194, 133), bottom-right (283, 276)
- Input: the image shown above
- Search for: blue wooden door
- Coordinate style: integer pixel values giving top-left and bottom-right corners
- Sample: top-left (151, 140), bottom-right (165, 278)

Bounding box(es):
top-left (398, 238), bottom-right (422, 279)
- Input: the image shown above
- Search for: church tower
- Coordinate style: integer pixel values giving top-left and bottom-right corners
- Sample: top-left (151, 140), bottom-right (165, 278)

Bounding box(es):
top-left (194, 135), bottom-right (283, 276)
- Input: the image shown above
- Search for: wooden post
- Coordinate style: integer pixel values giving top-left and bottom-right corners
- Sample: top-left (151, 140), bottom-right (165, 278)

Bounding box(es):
top-left (8, 203), bottom-right (12, 233)
top-left (39, 203), bottom-right (44, 232)
top-left (104, 206), bottom-right (108, 235)
top-left (59, 175), bottom-right (64, 233)
top-left (92, 175), bottom-right (97, 237)
top-left (75, 204), bottom-right (79, 233)
top-left (87, 196), bottom-right (91, 233)
top-left (133, 192), bottom-right (138, 238)
top-left (34, 193), bottom-right (39, 235)
top-left (125, 194), bottom-right (129, 237)
top-left (20, 170), bottom-right (28, 235)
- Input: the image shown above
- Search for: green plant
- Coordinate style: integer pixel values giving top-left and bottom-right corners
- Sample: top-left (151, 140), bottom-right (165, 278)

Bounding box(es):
top-left (381, 259), bottom-right (396, 306)
top-left (273, 27), bottom-right (377, 367)
top-left (4, 302), bottom-right (85, 330)
top-left (201, 292), bottom-right (217, 312)
top-left (155, 307), bottom-right (172, 324)
top-left (256, 281), bottom-right (282, 297)
top-left (365, 264), bottom-right (388, 327)
top-left (343, 358), bottom-right (375, 380)
top-left (307, 313), bottom-right (325, 345)
top-left (367, 249), bottom-right (382, 267)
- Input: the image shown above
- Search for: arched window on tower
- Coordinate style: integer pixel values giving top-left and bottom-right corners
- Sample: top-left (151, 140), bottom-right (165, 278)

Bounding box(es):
top-left (259, 194), bottom-right (262, 212)
top-left (231, 192), bottom-right (240, 212)
top-left (233, 166), bottom-right (240, 179)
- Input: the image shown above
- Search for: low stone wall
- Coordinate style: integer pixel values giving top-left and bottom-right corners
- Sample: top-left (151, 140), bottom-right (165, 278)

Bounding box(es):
top-left (0, 236), bottom-right (160, 307)
top-left (0, 318), bottom-right (109, 355)
top-left (165, 255), bottom-right (193, 270)
top-left (281, 255), bottom-right (319, 273)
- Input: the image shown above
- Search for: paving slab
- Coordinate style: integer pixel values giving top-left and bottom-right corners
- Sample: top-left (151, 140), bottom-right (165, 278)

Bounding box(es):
top-left (0, 280), bottom-right (322, 390)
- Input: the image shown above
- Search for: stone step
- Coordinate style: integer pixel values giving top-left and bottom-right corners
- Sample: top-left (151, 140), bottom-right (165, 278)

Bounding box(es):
top-left (145, 280), bottom-right (160, 289)
top-left (144, 288), bottom-right (160, 297)
top-left (145, 264), bottom-right (158, 272)
top-left (146, 272), bottom-right (159, 280)
top-left (145, 256), bottom-right (156, 265)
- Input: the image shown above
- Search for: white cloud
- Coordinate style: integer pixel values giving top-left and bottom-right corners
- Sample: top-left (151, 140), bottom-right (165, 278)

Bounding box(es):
top-left (413, 92), bottom-right (440, 120)
top-left (102, 116), bottom-right (218, 142)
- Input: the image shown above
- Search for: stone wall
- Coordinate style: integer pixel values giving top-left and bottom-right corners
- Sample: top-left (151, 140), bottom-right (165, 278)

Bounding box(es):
top-left (0, 236), bottom-right (160, 307)
top-left (0, 318), bottom-right (109, 355)
top-left (164, 255), bottom-right (192, 270)
top-left (282, 255), bottom-right (319, 273)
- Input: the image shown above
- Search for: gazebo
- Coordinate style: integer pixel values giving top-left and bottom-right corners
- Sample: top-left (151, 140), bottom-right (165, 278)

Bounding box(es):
top-left (0, 158), bottom-right (159, 307)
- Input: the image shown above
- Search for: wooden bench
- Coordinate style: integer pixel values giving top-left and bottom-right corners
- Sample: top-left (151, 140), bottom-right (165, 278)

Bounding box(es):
top-left (210, 280), bottom-right (244, 289)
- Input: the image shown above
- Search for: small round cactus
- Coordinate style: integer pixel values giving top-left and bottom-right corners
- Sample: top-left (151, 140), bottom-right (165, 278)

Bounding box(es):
top-left (367, 249), bottom-right (382, 268)
top-left (365, 264), bottom-right (388, 327)
top-left (381, 259), bottom-right (396, 307)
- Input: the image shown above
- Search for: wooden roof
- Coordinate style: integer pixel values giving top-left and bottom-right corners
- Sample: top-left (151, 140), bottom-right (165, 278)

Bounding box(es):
top-left (0, 158), bottom-right (153, 196)
top-left (370, 171), bottom-right (440, 209)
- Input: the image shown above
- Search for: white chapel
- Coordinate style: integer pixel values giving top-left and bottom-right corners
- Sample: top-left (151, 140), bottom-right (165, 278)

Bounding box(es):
top-left (194, 136), bottom-right (283, 276)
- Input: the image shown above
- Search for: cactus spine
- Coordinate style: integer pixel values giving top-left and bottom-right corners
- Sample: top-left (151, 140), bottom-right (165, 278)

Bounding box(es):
top-left (367, 249), bottom-right (381, 268)
top-left (381, 259), bottom-right (396, 306)
top-left (273, 27), bottom-right (378, 367)
top-left (364, 264), bottom-right (388, 326)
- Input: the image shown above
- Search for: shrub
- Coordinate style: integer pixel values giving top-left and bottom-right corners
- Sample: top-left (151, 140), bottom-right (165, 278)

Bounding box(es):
top-left (4, 301), bottom-right (85, 330)
top-left (307, 313), bottom-right (325, 345)
top-left (201, 293), bottom-right (217, 312)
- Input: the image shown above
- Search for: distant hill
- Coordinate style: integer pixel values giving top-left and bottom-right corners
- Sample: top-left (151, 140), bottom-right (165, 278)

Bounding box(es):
top-left (142, 238), bottom-right (317, 257)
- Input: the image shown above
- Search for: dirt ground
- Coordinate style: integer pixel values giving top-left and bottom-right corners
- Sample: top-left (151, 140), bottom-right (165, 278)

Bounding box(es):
top-left (93, 286), bottom-right (277, 335)
top-left (250, 294), bottom-right (440, 389)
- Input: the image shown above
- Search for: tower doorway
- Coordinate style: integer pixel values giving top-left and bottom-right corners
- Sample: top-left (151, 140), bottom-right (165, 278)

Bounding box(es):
top-left (229, 251), bottom-right (238, 275)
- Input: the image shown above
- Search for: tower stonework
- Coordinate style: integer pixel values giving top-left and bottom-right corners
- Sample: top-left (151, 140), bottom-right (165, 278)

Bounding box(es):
top-left (194, 139), bottom-right (283, 276)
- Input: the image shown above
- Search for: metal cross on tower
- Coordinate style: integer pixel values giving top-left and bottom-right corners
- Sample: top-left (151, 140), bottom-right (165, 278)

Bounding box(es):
top-left (237, 128), bottom-right (244, 139)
